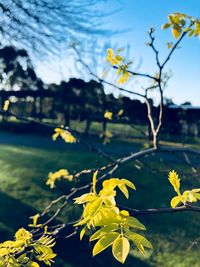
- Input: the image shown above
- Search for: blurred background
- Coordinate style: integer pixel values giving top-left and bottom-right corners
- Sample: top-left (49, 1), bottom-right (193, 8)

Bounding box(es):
top-left (0, 1), bottom-right (200, 266)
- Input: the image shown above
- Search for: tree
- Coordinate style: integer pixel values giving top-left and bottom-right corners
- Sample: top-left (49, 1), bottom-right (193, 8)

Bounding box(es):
top-left (0, 12), bottom-right (200, 267)
top-left (0, 0), bottom-right (113, 56)
top-left (0, 46), bottom-right (43, 91)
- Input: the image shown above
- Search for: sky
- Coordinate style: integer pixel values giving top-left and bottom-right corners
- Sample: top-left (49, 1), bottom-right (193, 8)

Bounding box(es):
top-left (36, 0), bottom-right (200, 106)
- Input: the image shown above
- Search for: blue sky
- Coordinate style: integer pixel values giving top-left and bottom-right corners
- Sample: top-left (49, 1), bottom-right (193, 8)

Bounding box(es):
top-left (37, 0), bottom-right (200, 105)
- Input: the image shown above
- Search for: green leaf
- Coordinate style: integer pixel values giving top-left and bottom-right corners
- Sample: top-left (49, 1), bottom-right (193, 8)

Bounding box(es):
top-left (126, 232), bottom-right (152, 255)
top-left (126, 216), bottom-right (146, 230)
top-left (90, 224), bottom-right (119, 241)
top-left (161, 22), bottom-right (172, 30)
top-left (112, 236), bottom-right (130, 264)
top-left (115, 55), bottom-right (124, 61)
top-left (116, 47), bottom-right (124, 53)
top-left (180, 19), bottom-right (186, 26)
top-left (167, 42), bottom-right (173, 49)
top-left (188, 29), bottom-right (195, 37)
top-left (169, 14), bottom-right (180, 25)
top-left (92, 232), bottom-right (120, 256)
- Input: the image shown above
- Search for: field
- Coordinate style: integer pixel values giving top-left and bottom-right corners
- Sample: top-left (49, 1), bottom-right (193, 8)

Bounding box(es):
top-left (0, 125), bottom-right (200, 267)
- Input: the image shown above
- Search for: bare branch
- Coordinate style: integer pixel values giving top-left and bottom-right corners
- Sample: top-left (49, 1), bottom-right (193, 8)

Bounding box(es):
top-left (119, 203), bottom-right (200, 217)
top-left (113, 65), bottom-right (159, 82)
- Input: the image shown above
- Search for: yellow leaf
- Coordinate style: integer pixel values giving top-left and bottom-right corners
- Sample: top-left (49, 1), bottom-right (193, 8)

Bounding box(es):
top-left (74, 217), bottom-right (90, 227)
top-left (168, 170), bottom-right (180, 194)
top-left (122, 179), bottom-right (136, 190)
top-left (74, 193), bottom-right (96, 204)
top-left (112, 236), bottom-right (130, 264)
top-left (90, 224), bottom-right (119, 241)
top-left (102, 195), bottom-right (116, 206)
top-left (172, 25), bottom-right (182, 38)
top-left (115, 55), bottom-right (124, 61)
top-left (93, 170), bottom-right (98, 194)
top-left (80, 227), bottom-right (86, 240)
top-left (126, 216), bottom-right (146, 230)
top-left (27, 261), bottom-right (40, 267)
top-left (3, 100), bottom-right (10, 111)
top-left (107, 48), bottom-right (114, 64)
top-left (33, 214), bottom-right (39, 226)
top-left (182, 190), bottom-right (199, 203)
top-left (15, 228), bottom-right (32, 242)
top-left (89, 198), bottom-right (103, 216)
top-left (118, 183), bottom-right (129, 199)
top-left (170, 195), bottom-right (182, 208)
top-left (126, 231), bottom-right (153, 255)
top-left (46, 169), bottom-right (73, 189)
top-left (104, 111), bottom-right (113, 120)
top-left (117, 109), bottom-right (124, 116)
top-left (52, 128), bottom-right (76, 143)
top-left (192, 188), bottom-right (200, 193)
top-left (120, 210), bottom-right (129, 217)
top-left (92, 232), bottom-right (119, 256)
top-left (118, 72), bottom-right (130, 84)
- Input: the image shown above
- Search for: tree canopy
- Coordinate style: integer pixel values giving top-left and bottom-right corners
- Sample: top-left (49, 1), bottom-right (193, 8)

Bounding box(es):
top-left (0, 0), bottom-right (113, 56)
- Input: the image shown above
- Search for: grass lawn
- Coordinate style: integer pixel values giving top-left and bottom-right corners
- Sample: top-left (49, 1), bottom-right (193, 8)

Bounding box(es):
top-left (0, 129), bottom-right (200, 267)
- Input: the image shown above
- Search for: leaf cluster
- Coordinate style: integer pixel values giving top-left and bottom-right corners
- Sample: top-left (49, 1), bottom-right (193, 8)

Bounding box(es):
top-left (162, 13), bottom-right (200, 39)
top-left (168, 170), bottom-right (200, 208)
top-left (74, 171), bottom-right (152, 263)
top-left (107, 48), bottom-right (132, 84)
top-left (46, 169), bottom-right (73, 189)
top-left (0, 228), bottom-right (56, 267)
top-left (52, 127), bottom-right (76, 143)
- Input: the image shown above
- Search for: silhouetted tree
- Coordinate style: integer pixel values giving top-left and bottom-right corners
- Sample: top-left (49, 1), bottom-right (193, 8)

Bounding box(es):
top-left (0, 46), bottom-right (43, 91)
top-left (0, 0), bottom-right (113, 56)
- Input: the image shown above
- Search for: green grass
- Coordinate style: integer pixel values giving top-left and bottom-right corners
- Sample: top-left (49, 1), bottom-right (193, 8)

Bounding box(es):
top-left (0, 130), bottom-right (200, 267)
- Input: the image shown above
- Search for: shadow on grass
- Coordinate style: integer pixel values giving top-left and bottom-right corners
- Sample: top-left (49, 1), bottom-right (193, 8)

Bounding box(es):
top-left (0, 191), bottom-right (38, 239)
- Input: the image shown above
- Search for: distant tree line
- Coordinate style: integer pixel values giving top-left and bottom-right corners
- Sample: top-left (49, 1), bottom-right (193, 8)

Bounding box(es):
top-left (0, 45), bottom-right (200, 138)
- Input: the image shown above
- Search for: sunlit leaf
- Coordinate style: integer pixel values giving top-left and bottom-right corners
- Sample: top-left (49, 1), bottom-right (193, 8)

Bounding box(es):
top-left (90, 224), bottom-right (119, 241)
top-left (126, 216), bottom-right (146, 230)
top-left (92, 232), bottom-right (120, 256)
top-left (93, 171), bottom-right (98, 194)
top-left (170, 195), bottom-right (182, 208)
top-left (172, 25), bottom-right (182, 38)
top-left (112, 236), bottom-right (130, 264)
top-left (168, 170), bottom-right (180, 194)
